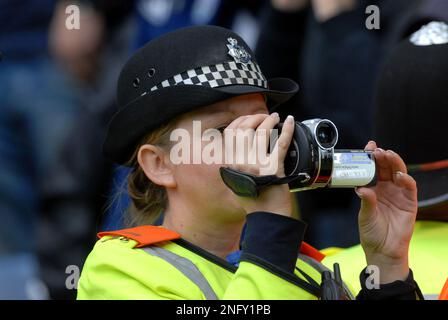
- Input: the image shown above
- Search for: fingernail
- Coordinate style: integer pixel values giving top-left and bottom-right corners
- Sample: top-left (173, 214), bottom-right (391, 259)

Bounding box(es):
top-left (355, 188), bottom-right (363, 199)
top-left (375, 148), bottom-right (385, 153)
top-left (271, 112), bottom-right (279, 118)
top-left (387, 150), bottom-right (396, 155)
top-left (395, 171), bottom-right (404, 177)
top-left (286, 115), bottom-right (294, 123)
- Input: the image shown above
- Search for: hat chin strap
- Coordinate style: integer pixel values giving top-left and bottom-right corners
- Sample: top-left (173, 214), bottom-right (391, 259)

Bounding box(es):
top-left (219, 167), bottom-right (310, 198)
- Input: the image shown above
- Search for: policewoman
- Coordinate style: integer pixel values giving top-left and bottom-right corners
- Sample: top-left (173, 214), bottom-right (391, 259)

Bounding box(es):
top-left (78, 26), bottom-right (422, 300)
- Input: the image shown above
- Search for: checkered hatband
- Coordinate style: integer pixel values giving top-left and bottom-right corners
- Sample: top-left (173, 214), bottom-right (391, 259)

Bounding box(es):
top-left (148, 61), bottom-right (268, 93)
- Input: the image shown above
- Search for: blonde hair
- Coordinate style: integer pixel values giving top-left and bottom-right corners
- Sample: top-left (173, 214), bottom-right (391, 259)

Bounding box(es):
top-left (124, 122), bottom-right (174, 227)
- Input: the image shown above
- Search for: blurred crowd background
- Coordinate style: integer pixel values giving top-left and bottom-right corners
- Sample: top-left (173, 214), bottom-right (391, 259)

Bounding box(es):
top-left (0, 0), bottom-right (447, 300)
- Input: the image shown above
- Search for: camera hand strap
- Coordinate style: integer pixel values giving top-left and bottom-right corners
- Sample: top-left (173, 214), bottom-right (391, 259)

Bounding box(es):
top-left (219, 167), bottom-right (310, 198)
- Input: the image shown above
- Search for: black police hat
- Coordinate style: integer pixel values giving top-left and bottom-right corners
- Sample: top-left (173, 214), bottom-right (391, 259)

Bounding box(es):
top-left (374, 22), bottom-right (448, 209)
top-left (104, 25), bottom-right (299, 165)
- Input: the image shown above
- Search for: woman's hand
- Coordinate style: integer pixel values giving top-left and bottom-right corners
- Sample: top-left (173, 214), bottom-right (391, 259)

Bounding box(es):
top-left (223, 113), bottom-right (295, 217)
top-left (357, 141), bottom-right (418, 284)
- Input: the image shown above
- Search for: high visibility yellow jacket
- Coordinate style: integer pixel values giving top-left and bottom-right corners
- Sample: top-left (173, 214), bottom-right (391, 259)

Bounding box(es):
top-left (323, 220), bottom-right (448, 300)
top-left (77, 231), bottom-right (341, 299)
top-left (77, 212), bottom-right (350, 300)
top-left (78, 212), bottom-right (422, 300)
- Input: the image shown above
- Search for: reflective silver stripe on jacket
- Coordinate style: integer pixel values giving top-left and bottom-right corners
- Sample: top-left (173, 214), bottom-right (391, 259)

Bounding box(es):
top-left (298, 253), bottom-right (356, 300)
top-left (142, 246), bottom-right (218, 300)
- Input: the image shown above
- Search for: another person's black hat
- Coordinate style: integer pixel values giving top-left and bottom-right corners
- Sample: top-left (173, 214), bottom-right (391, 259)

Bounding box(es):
top-left (104, 25), bottom-right (299, 165)
top-left (374, 21), bottom-right (448, 209)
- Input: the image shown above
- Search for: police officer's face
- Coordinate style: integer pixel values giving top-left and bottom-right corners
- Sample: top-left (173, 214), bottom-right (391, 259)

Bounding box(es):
top-left (169, 93), bottom-right (269, 221)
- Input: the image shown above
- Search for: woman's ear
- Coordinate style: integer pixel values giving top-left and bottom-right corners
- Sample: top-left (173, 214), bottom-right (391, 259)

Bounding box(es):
top-left (137, 144), bottom-right (177, 188)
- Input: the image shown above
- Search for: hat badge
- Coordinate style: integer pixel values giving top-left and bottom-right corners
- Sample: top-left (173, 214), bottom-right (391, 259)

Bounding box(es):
top-left (410, 21), bottom-right (448, 46)
top-left (227, 37), bottom-right (252, 68)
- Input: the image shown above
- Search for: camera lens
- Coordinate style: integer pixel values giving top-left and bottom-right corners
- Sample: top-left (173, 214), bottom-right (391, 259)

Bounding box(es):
top-left (317, 124), bottom-right (333, 144)
top-left (316, 121), bottom-right (338, 149)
